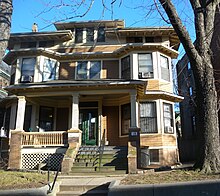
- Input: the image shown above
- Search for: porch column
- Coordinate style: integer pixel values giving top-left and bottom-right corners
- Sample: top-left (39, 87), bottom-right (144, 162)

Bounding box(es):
top-left (15, 96), bottom-right (26, 131)
top-left (71, 93), bottom-right (79, 129)
top-left (130, 90), bottom-right (138, 128)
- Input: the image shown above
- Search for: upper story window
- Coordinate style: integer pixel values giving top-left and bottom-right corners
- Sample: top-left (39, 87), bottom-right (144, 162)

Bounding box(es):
top-left (20, 42), bottom-right (36, 48)
top-left (121, 55), bottom-right (130, 79)
top-left (97, 27), bottom-right (105, 42)
top-left (126, 37), bottom-right (143, 43)
top-left (86, 27), bottom-right (94, 42)
top-left (138, 53), bottom-right (153, 79)
top-left (20, 58), bottom-right (36, 83)
top-left (76, 61), bottom-right (101, 79)
top-left (43, 58), bottom-right (57, 81)
top-left (160, 55), bottom-right (170, 81)
top-left (39, 40), bottom-right (54, 47)
top-left (163, 103), bottom-right (174, 134)
top-left (140, 102), bottom-right (157, 133)
top-left (75, 28), bottom-right (83, 43)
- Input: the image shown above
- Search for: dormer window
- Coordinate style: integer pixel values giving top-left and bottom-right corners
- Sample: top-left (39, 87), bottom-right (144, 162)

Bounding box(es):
top-left (75, 28), bottom-right (83, 43)
top-left (97, 27), bottom-right (105, 42)
top-left (86, 27), bottom-right (94, 42)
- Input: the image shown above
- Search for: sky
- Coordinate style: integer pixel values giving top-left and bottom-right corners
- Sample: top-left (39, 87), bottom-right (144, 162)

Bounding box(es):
top-left (12, 0), bottom-right (195, 57)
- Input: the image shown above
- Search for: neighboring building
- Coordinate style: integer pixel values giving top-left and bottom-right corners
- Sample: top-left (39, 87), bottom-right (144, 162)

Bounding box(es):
top-left (0, 61), bottom-right (10, 99)
top-left (3, 20), bottom-right (182, 171)
top-left (176, 12), bottom-right (220, 162)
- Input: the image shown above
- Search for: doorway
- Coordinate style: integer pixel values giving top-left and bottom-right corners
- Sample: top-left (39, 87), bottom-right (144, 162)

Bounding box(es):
top-left (79, 108), bottom-right (98, 145)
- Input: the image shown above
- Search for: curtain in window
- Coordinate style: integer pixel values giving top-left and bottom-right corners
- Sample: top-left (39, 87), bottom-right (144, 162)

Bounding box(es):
top-left (138, 54), bottom-right (153, 73)
top-left (43, 58), bottom-right (56, 81)
top-left (140, 102), bottom-right (157, 133)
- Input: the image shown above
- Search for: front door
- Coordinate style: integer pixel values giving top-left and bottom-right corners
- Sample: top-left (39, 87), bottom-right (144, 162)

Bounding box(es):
top-left (79, 109), bottom-right (98, 145)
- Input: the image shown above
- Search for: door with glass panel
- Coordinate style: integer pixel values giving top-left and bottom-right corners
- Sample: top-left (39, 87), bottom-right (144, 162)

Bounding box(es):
top-left (79, 109), bottom-right (98, 145)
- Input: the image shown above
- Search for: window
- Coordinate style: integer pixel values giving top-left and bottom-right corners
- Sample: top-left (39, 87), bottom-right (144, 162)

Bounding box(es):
top-left (24, 105), bottom-right (32, 132)
top-left (121, 56), bottom-right (130, 79)
top-left (149, 149), bottom-right (159, 163)
top-left (76, 61), bottom-right (101, 79)
top-left (86, 28), bottom-right (94, 42)
top-left (21, 58), bottom-right (36, 77)
top-left (160, 55), bottom-right (170, 81)
top-left (97, 27), bottom-right (105, 42)
top-left (121, 103), bottom-right (131, 135)
top-left (163, 103), bottom-right (174, 133)
top-left (39, 40), bottom-right (54, 47)
top-left (138, 53), bottom-right (153, 79)
top-left (126, 37), bottom-right (143, 43)
top-left (75, 28), bottom-right (83, 43)
top-left (140, 102), bottom-right (157, 133)
top-left (39, 106), bottom-right (54, 131)
top-left (20, 42), bottom-right (36, 48)
top-left (43, 58), bottom-right (57, 81)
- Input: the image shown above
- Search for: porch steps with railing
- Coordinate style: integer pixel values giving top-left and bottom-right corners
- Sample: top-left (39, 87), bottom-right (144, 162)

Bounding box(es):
top-left (70, 145), bottom-right (128, 174)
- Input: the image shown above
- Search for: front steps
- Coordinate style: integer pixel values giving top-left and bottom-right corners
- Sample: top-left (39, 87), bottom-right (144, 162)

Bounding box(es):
top-left (70, 145), bottom-right (128, 175)
top-left (56, 181), bottom-right (109, 196)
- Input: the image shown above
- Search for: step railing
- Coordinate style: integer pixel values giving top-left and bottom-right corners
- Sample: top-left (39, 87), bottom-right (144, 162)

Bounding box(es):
top-left (98, 129), bottom-right (106, 170)
top-left (21, 131), bottom-right (68, 146)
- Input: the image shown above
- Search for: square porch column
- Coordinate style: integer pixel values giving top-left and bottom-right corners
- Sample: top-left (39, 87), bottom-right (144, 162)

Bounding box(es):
top-left (71, 93), bottom-right (79, 130)
top-left (15, 96), bottom-right (26, 131)
top-left (130, 90), bottom-right (138, 128)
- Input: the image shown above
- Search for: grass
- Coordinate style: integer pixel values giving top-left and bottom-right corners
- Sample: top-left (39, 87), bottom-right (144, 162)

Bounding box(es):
top-left (0, 170), bottom-right (50, 190)
top-left (121, 169), bottom-right (220, 185)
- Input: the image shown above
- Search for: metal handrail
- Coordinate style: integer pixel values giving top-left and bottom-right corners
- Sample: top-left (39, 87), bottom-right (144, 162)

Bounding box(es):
top-left (47, 155), bottom-right (63, 194)
top-left (98, 129), bottom-right (106, 171)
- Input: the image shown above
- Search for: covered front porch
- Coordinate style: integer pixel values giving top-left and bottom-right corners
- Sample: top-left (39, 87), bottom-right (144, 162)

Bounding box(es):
top-left (5, 80), bottom-right (144, 170)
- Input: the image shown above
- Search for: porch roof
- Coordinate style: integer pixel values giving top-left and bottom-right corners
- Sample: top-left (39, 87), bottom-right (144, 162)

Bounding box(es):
top-left (5, 79), bottom-right (146, 96)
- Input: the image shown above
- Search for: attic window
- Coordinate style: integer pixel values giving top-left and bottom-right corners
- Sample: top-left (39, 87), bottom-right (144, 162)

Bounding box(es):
top-left (20, 41), bottom-right (36, 48)
top-left (39, 40), bottom-right (54, 47)
top-left (86, 27), bottom-right (94, 42)
top-left (126, 37), bottom-right (143, 43)
top-left (75, 28), bottom-right (83, 43)
top-left (97, 27), bottom-right (105, 42)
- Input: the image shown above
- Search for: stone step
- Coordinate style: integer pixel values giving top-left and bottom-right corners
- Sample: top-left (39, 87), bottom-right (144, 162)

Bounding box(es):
top-left (57, 189), bottom-right (108, 196)
top-left (66, 170), bottom-right (127, 176)
top-left (59, 184), bottom-right (108, 192)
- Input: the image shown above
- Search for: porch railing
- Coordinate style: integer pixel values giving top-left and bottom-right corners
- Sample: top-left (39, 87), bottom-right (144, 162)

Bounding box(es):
top-left (21, 131), bottom-right (68, 146)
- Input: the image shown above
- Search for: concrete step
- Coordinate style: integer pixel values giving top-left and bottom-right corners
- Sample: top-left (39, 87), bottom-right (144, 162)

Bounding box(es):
top-left (67, 170), bottom-right (127, 176)
top-left (71, 166), bottom-right (116, 172)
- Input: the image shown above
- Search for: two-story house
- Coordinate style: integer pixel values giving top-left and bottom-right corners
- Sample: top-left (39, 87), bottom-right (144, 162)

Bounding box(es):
top-left (3, 20), bottom-right (182, 172)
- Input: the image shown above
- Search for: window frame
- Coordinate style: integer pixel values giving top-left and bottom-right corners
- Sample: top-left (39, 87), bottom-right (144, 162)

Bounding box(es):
top-left (160, 54), bottom-right (170, 81)
top-left (42, 58), bottom-right (57, 81)
top-left (121, 103), bottom-right (131, 136)
top-left (138, 53), bottom-right (153, 79)
top-left (76, 61), bottom-right (101, 80)
top-left (139, 102), bottom-right (157, 134)
top-left (97, 27), bottom-right (105, 42)
top-left (163, 103), bottom-right (174, 134)
top-left (21, 57), bottom-right (36, 77)
top-left (75, 28), bottom-right (83, 43)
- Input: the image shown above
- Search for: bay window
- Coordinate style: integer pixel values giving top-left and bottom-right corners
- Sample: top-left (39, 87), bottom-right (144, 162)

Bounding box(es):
top-left (163, 103), bottom-right (174, 133)
top-left (43, 58), bottom-right (57, 81)
top-left (160, 55), bottom-right (170, 81)
top-left (140, 102), bottom-right (157, 133)
top-left (121, 55), bottom-right (130, 79)
top-left (138, 53), bottom-right (153, 79)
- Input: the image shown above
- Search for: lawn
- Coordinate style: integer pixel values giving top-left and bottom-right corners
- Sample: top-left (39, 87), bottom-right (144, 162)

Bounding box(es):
top-left (121, 169), bottom-right (220, 185)
top-left (0, 170), bottom-right (50, 190)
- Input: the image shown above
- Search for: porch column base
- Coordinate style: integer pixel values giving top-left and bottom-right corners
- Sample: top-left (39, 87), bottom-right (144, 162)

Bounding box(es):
top-left (8, 130), bottom-right (24, 170)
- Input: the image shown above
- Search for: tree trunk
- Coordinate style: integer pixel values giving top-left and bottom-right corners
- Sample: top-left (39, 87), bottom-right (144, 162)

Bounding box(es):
top-left (0, 0), bottom-right (13, 63)
top-left (193, 59), bottom-right (220, 173)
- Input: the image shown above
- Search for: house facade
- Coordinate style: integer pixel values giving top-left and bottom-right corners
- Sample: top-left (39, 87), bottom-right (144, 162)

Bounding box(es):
top-left (3, 20), bottom-right (182, 171)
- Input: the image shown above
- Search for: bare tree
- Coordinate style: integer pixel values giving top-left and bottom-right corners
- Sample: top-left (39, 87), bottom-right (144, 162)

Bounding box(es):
top-left (157, 0), bottom-right (220, 173)
top-left (0, 0), bottom-right (13, 64)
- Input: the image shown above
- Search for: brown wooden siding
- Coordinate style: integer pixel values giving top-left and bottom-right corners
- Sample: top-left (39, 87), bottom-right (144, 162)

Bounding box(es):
top-left (140, 134), bottom-right (176, 147)
top-left (102, 60), bottom-right (119, 79)
top-left (146, 80), bottom-right (172, 93)
top-left (59, 62), bottom-right (76, 80)
top-left (103, 106), bottom-right (119, 146)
